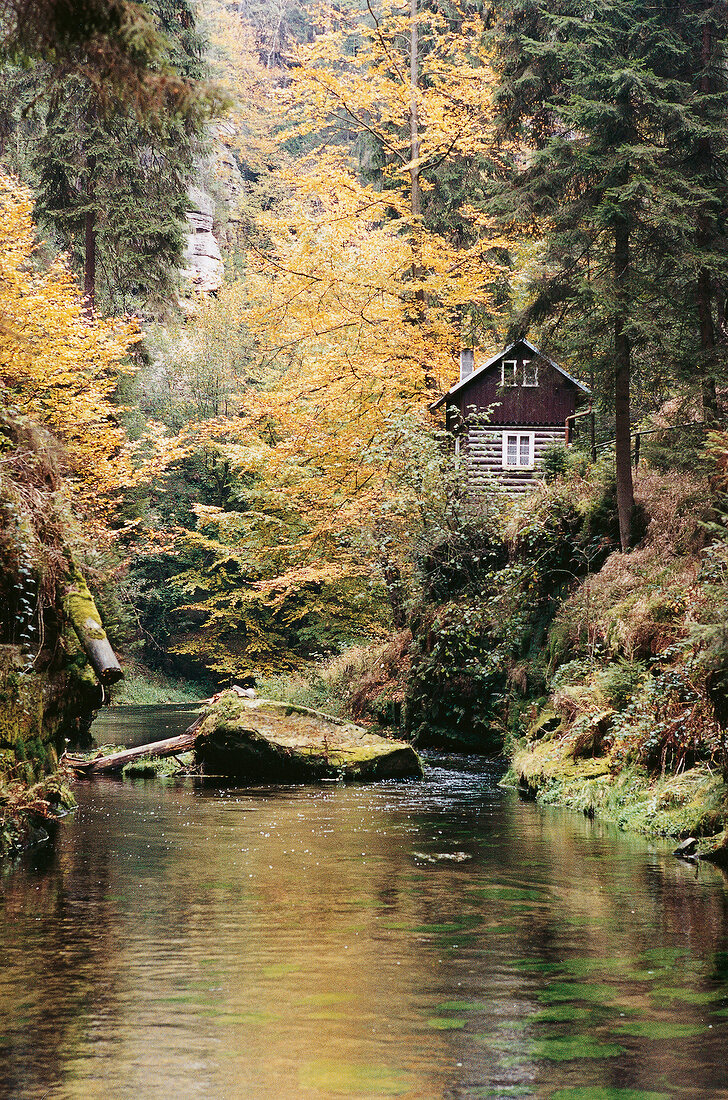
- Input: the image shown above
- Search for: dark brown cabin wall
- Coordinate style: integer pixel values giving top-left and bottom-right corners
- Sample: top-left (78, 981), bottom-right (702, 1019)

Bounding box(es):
top-left (455, 359), bottom-right (578, 427)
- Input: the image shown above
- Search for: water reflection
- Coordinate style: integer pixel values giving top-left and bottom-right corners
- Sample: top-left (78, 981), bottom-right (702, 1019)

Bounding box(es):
top-left (1, 745), bottom-right (727, 1099)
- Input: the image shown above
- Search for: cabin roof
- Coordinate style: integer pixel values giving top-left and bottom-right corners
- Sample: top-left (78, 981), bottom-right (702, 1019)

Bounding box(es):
top-left (429, 338), bottom-right (591, 411)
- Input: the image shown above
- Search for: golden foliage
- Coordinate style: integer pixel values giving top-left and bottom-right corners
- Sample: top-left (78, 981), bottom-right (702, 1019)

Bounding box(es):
top-left (285, 1), bottom-right (497, 183)
top-left (237, 154), bottom-right (504, 557)
top-left (0, 171), bottom-right (139, 513)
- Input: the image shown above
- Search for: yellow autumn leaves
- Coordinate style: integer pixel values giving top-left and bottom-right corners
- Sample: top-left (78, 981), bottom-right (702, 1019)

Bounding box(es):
top-left (0, 172), bottom-right (139, 506)
top-left (162, 0), bottom-right (508, 611)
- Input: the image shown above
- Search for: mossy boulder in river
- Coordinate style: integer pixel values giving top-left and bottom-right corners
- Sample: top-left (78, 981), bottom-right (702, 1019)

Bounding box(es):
top-left (195, 693), bottom-right (423, 782)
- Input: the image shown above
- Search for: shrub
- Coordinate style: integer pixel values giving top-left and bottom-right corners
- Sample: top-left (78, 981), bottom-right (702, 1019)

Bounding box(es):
top-left (598, 659), bottom-right (648, 710)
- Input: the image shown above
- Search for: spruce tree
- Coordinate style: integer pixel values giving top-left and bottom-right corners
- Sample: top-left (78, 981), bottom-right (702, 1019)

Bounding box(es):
top-left (9, 0), bottom-right (213, 314)
top-left (661, 1), bottom-right (728, 419)
top-left (489, 0), bottom-right (727, 548)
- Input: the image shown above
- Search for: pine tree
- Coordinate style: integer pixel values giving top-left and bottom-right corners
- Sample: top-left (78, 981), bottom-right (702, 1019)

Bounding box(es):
top-left (35, 70), bottom-right (194, 313)
top-left (1, 0), bottom-right (202, 112)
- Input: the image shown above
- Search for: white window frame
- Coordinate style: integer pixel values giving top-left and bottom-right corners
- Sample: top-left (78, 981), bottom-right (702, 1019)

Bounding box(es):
top-left (501, 359), bottom-right (518, 386)
top-left (502, 431), bottom-right (535, 469)
top-left (522, 360), bottom-right (538, 386)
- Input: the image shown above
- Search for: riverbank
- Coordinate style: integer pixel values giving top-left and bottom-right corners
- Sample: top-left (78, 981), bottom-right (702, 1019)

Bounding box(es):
top-left (305, 451), bottom-right (728, 855)
top-left (499, 459), bottom-right (728, 862)
top-left (108, 656), bottom-right (211, 705)
top-left (506, 740), bottom-right (728, 863)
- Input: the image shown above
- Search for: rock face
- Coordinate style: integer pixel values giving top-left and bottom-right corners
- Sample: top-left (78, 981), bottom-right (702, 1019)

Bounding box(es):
top-left (182, 185), bottom-right (223, 293)
top-left (195, 693), bottom-right (423, 782)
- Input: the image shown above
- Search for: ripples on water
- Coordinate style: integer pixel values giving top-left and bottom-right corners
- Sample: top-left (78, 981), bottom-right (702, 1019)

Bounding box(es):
top-left (1, 710), bottom-right (728, 1099)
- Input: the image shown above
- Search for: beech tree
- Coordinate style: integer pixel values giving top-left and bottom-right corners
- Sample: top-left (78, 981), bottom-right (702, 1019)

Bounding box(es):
top-left (0, 171), bottom-right (138, 520)
top-left (284, 0), bottom-right (502, 332)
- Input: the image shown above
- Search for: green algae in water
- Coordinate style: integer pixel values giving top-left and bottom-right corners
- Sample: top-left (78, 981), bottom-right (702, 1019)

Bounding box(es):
top-left (426, 1016), bottom-right (466, 1029)
top-left (506, 959), bottom-right (563, 974)
top-left (640, 947), bottom-right (691, 964)
top-left (465, 1089), bottom-right (535, 1098)
top-left (529, 1005), bottom-right (595, 1024)
top-left (204, 1009), bottom-right (278, 1026)
top-left (537, 982), bottom-right (617, 1004)
top-left (650, 987), bottom-right (722, 1005)
top-left (507, 957), bottom-right (619, 978)
top-left (529, 1035), bottom-right (625, 1061)
top-left (410, 921), bottom-right (475, 934)
top-left (551, 1091), bottom-right (671, 1100)
top-left (614, 1020), bottom-right (705, 1039)
top-left (468, 885), bottom-right (544, 902)
top-left (304, 992), bottom-right (356, 1008)
top-left (262, 961), bottom-right (302, 979)
top-left (560, 957), bottom-right (629, 977)
top-left (298, 1057), bottom-right (411, 1096)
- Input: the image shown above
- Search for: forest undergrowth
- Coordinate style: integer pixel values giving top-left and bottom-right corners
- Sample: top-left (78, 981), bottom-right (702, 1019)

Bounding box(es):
top-left (277, 441), bottom-right (728, 855)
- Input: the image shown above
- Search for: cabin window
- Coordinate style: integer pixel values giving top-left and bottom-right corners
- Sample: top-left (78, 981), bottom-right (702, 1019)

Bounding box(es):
top-left (501, 359), bottom-right (518, 386)
top-left (522, 360), bottom-right (538, 386)
top-left (502, 431), bottom-right (534, 468)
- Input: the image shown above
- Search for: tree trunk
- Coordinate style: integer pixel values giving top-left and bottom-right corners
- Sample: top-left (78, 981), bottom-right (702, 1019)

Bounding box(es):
top-left (614, 217), bottom-right (634, 552)
top-left (696, 18), bottom-right (719, 422)
top-left (408, 0), bottom-right (425, 311)
top-left (381, 552), bottom-right (407, 629)
top-left (409, 0), bottom-right (421, 224)
top-left (68, 717), bottom-right (203, 775)
top-left (83, 154), bottom-right (96, 315)
top-left (698, 266), bottom-right (718, 420)
top-left (84, 206), bottom-right (96, 315)
top-left (64, 568), bottom-right (123, 685)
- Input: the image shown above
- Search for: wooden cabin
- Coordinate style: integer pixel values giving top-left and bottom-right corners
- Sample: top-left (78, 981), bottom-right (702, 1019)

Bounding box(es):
top-left (430, 338), bottom-right (591, 493)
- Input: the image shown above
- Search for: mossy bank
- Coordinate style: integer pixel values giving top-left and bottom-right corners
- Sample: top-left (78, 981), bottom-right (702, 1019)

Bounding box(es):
top-left (0, 409), bottom-right (116, 858)
top-left (507, 739), bottom-right (728, 863)
top-left (310, 447), bottom-right (728, 856)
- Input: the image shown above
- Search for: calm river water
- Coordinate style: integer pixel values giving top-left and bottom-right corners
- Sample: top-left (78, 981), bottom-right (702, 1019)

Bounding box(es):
top-left (2, 706), bottom-right (728, 1099)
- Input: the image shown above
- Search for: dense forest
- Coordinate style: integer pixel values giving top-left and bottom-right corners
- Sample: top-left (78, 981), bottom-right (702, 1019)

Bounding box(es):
top-left (2, 0), bottom-right (728, 857)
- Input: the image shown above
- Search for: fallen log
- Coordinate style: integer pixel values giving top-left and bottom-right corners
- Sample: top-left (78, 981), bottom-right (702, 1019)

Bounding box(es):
top-left (67, 690), bottom-right (423, 782)
top-left (67, 713), bottom-right (204, 776)
top-left (63, 565), bottom-right (123, 686)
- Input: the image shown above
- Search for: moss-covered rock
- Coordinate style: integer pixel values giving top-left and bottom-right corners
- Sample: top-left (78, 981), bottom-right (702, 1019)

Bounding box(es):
top-left (508, 736), bottom-right (728, 840)
top-left (195, 694), bottom-right (423, 782)
top-left (0, 773), bottom-right (75, 860)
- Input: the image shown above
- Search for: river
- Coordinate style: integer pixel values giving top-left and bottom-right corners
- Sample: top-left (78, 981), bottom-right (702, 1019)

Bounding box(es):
top-left (1, 705), bottom-right (728, 1099)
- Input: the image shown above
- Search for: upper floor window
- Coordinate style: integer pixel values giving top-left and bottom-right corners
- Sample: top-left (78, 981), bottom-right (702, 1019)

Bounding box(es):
top-left (501, 358), bottom-right (538, 386)
top-left (501, 359), bottom-right (518, 386)
top-left (522, 360), bottom-right (538, 386)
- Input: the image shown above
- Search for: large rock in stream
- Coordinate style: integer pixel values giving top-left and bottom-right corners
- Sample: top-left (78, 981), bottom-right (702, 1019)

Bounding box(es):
top-left (195, 693), bottom-right (423, 782)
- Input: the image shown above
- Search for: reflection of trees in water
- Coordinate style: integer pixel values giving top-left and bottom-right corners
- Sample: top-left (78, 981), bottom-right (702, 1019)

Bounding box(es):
top-left (1, 772), bottom-right (728, 1098)
top-left (0, 824), bottom-right (119, 1098)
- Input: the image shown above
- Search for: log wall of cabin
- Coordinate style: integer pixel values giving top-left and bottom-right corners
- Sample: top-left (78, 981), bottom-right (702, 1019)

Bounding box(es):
top-left (466, 426), bottom-right (566, 493)
top-left (457, 357), bottom-right (578, 427)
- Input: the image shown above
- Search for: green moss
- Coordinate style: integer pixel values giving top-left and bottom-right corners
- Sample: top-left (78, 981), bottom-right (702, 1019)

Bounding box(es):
top-left (527, 707), bottom-right (565, 743)
top-left (64, 565), bottom-right (107, 640)
top-left (512, 736), bottom-right (727, 838)
top-left (0, 773), bottom-right (75, 859)
top-left (122, 752), bottom-right (195, 778)
top-left (197, 693), bottom-right (423, 781)
top-left (0, 669), bottom-right (46, 749)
